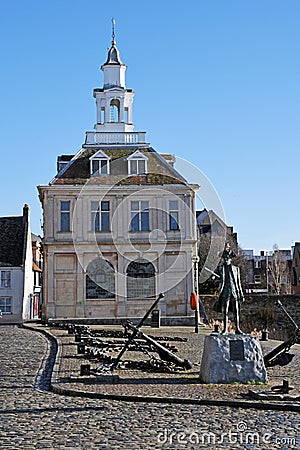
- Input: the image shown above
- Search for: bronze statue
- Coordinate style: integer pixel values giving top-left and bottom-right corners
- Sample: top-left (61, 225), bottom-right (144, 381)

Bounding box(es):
top-left (213, 243), bottom-right (244, 334)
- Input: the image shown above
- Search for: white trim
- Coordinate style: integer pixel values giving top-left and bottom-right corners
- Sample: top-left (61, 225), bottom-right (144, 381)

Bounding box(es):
top-left (127, 150), bottom-right (148, 175)
top-left (89, 150), bottom-right (110, 175)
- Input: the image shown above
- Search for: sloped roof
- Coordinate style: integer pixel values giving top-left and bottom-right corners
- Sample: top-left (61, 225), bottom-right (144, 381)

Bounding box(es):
top-left (52, 146), bottom-right (187, 186)
top-left (0, 216), bottom-right (25, 267)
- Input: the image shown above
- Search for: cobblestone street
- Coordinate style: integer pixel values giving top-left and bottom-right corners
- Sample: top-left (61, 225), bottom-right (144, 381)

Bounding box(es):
top-left (0, 325), bottom-right (299, 449)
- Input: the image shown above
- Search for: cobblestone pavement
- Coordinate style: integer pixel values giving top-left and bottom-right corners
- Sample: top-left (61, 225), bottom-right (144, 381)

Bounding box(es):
top-left (46, 324), bottom-right (300, 403)
top-left (0, 325), bottom-right (299, 449)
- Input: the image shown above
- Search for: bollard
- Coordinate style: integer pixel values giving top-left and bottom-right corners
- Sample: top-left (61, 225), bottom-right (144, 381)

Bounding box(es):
top-left (77, 343), bottom-right (85, 354)
top-left (151, 309), bottom-right (161, 328)
top-left (80, 364), bottom-right (91, 376)
top-left (282, 379), bottom-right (289, 394)
top-left (261, 330), bottom-right (269, 341)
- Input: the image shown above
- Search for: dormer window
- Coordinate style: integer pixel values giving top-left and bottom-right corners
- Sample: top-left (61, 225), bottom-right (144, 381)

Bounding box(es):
top-left (127, 150), bottom-right (148, 175)
top-left (90, 150), bottom-right (110, 175)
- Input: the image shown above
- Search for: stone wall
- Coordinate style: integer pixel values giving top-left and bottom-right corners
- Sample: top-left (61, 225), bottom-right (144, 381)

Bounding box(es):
top-left (201, 294), bottom-right (300, 339)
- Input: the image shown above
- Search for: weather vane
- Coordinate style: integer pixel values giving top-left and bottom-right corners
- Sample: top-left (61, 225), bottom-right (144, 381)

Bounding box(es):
top-left (112, 17), bottom-right (116, 44)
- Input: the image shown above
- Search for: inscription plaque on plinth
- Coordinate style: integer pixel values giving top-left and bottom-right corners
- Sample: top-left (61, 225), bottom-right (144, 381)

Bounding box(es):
top-left (200, 334), bottom-right (267, 384)
top-left (229, 340), bottom-right (245, 361)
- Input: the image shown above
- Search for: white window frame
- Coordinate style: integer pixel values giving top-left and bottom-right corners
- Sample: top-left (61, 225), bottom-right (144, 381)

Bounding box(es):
top-left (0, 271), bottom-right (11, 288)
top-left (89, 150), bottom-right (110, 175)
top-left (130, 201), bottom-right (150, 231)
top-left (60, 200), bottom-right (71, 232)
top-left (127, 150), bottom-right (148, 175)
top-left (91, 201), bottom-right (110, 232)
top-left (0, 296), bottom-right (12, 314)
top-left (169, 200), bottom-right (179, 230)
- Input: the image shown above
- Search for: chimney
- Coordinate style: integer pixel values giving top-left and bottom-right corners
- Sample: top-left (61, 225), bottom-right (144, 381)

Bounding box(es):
top-left (23, 203), bottom-right (29, 225)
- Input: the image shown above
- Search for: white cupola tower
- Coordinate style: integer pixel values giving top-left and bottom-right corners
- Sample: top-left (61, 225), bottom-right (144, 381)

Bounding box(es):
top-left (93, 19), bottom-right (135, 134)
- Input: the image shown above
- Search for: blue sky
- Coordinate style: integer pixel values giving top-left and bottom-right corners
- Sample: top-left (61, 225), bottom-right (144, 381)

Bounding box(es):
top-left (0, 0), bottom-right (299, 252)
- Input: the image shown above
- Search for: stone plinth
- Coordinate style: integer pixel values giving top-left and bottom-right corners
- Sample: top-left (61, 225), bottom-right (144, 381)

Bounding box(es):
top-left (200, 334), bottom-right (268, 384)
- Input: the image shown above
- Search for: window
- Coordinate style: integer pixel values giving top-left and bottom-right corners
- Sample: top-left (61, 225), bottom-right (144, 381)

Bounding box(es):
top-left (127, 260), bottom-right (155, 299)
top-left (127, 150), bottom-right (148, 175)
top-left (0, 297), bottom-right (12, 314)
top-left (90, 150), bottom-right (110, 175)
top-left (60, 201), bottom-right (70, 232)
top-left (91, 201), bottom-right (110, 232)
top-left (254, 260), bottom-right (261, 268)
top-left (169, 200), bottom-right (179, 230)
top-left (92, 159), bottom-right (109, 175)
top-left (254, 275), bottom-right (261, 284)
top-left (0, 271), bottom-right (11, 288)
top-left (86, 259), bottom-right (115, 299)
top-left (130, 201), bottom-right (149, 231)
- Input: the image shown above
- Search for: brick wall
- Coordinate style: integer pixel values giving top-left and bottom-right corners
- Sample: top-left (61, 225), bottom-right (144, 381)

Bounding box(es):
top-left (201, 294), bottom-right (300, 340)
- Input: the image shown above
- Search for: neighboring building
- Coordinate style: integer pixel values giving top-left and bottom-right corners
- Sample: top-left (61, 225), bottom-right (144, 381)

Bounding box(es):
top-left (196, 209), bottom-right (238, 245)
top-left (243, 249), bottom-right (292, 294)
top-left (38, 29), bottom-right (199, 321)
top-left (0, 205), bottom-right (34, 322)
top-left (196, 209), bottom-right (239, 288)
top-left (291, 242), bottom-right (300, 294)
top-left (31, 233), bottom-right (43, 317)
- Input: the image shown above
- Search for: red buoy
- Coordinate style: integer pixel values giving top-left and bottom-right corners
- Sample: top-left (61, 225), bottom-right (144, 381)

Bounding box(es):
top-left (190, 292), bottom-right (198, 310)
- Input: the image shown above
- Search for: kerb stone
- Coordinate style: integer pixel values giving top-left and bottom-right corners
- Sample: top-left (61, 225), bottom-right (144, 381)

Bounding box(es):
top-left (200, 334), bottom-right (268, 384)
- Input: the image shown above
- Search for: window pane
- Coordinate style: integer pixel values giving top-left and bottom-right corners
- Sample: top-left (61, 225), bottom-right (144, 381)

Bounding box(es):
top-left (130, 160), bottom-right (137, 174)
top-left (91, 201), bottom-right (99, 212)
top-left (141, 201), bottom-right (149, 211)
top-left (131, 213), bottom-right (139, 231)
top-left (61, 201), bottom-right (70, 212)
top-left (92, 212), bottom-right (100, 231)
top-left (61, 213), bottom-right (70, 232)
top-left (100, 160), bottom-right (108, 174)
top-left (141, 212), bottom-right (149, 231)
top-left (170, 212), bottom-right (179, 230)
top-left (101, 213), bottom-right (110, 231)
top-left (131, 201), bottom-right (139, 211)
top-left (92, 160), bottom-right (99, 174)
top-left (138, 160), bottom-right (145, 174)
top-left (101, 201), bottom-right (109, 211)
top-left (169, 200), bottom-right (178, 210)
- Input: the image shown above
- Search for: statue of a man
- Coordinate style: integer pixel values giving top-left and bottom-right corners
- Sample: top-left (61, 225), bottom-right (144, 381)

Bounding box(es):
top-left (213, 243), bottom-right (244, 334)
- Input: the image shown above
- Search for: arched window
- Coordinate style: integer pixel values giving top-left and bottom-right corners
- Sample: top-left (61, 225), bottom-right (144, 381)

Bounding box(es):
top-left (127, 259), bottom-right (155, 299)
top-left (86, 259), bottom-right (115, 299)
top-left (110, 99), bottom-right (120, 122)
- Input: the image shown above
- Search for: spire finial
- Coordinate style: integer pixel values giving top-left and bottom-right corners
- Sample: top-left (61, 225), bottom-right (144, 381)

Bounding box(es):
top-left (111, 17), bottom-right (116, 45)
